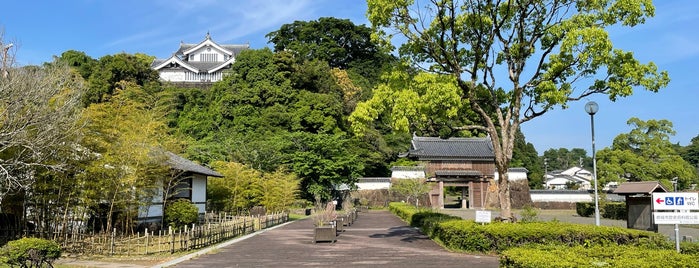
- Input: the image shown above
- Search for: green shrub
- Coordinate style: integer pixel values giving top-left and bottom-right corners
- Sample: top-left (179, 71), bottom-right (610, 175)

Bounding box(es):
top-left (602, 202), bottom-right (626, 220)
top-left (388, 202), bottom-right (668, 254)
top-left (576, 202), bottom-right (595, 217)
top-left (165, 199), bottom-right (199, 230)
top-left (680, 241), bottom-right (699, 255)
top-left (0, 237), bottom-right (61, 268)
top-left (518, 205), bottom-right (539, 223)
top-left (501, 244), bottom-right (699, 268)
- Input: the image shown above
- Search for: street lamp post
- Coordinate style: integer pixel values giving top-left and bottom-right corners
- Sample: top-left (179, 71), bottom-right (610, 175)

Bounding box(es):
top-left (585, 101), bottom-right (600, 226)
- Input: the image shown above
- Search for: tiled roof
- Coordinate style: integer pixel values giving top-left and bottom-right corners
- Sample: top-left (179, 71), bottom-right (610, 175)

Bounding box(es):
top-left (435, 170), bottom-right (483, 176)
top-left (357, 177), bottom-right (391, 183)
top-left (509, 167), bottom-right (529, 173)
top-left (176, 43), bottom-right (249, 57)
top-left (407, 136), bottom-right (494, 160)
top-left (165, 152), bottom-right (223, 177)
top-left (390, 166), bottom-right (426, 171)
top-left (613, 181), bottom-right (668, 195)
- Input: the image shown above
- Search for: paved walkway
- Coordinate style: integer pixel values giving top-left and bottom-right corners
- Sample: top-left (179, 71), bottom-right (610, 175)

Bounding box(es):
top-left (166, 210), bottom-right (498, 268)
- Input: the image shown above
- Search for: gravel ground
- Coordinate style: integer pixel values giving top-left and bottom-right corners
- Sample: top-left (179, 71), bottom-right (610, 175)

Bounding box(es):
top-left (440, 208), bottom-right (699, 242)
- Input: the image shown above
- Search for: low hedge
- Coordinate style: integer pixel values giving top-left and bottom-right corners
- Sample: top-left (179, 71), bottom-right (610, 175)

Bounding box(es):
top-left (0, 237), bottom-right (61, 267)
top-left (390, 202), bottom-right (668, 254)
top-left (602, 202), bottom-right (626, 220)
top-left (434, 219), bottom-right (668, 253)
top-left (576, 202), bottom-right (627, 220)
top-left (501, 244), bottom-right (699, 268)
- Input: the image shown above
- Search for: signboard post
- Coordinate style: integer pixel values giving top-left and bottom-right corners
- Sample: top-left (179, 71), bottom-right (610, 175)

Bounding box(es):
top-left (475, 210), bottom-right (491, 224)
top-left (652, 192), bottom-right (699, 253)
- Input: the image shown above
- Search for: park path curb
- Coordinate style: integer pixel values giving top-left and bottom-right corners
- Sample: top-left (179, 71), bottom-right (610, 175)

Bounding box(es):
top-left (151, 220), bottom-right (296, 268)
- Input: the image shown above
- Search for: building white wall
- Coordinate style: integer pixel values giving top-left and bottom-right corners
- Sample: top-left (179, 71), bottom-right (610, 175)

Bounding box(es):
top-left (192, 174), bottom-right (207, 214)
top-left (391, 170), bottom-right (425, 179)
top-left (357, 182), bottom-right (391, 190)
top-left (493, 170), bottom-right (528, 181)
top-left (530, 191), bottom-right (593, 202)
top-left (159, 70), bottom-right (186, 82)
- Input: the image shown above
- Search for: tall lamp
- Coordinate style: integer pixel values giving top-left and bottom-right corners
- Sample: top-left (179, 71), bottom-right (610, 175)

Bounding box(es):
top-left (585, 101), bottom-right (600, 226)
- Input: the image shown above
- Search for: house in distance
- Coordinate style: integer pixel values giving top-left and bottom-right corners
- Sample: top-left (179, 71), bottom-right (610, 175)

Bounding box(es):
top-left (151, 33), bottom-right (249, 83)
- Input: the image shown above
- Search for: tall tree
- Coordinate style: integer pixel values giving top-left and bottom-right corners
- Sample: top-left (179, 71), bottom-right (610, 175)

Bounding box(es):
top-left (541, 148), bottom-right (591, 171)
top-left (361, 0), bottom-right (669, 219)
top-left (0, 62), bottom-right (84, 207)
top-left (510, 130), bottom-right (542, 189)
top-left (267, 17), bottom-right (393, 71)
top-left (79, 82), bottom-right (172, 232)
top-left (597, 118), bottom-right (698, 189)
top-left (680, 134), bottom-right (699, 172)
top-left (84, 53), bottom-right (159, 106)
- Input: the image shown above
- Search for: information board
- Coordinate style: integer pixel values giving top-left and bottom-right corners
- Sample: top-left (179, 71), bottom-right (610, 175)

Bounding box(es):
top-left (651, 192), bottom-right (699, 211)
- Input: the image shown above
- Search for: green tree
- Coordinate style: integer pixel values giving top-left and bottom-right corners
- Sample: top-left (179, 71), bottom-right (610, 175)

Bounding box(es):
top-left (510, 130), bottom-right (541, 189)
top-left (390, 178), bottom-right (431, 207)
top-left (84, 53), bottom-right (159, 106)
top-left (679, 134), bottom-right (699, 172)
top-left (0, 62), bottom-right (84, 207)
top-left (596, 118), bottom-right (698, 189)
top-left (267, 17), bottom-right (394, 80)
top-left (542, 148), bottom-right (591, 171)
top-left (208, 161), bottom-right (263, 213)
top-left (360, 0), bottom-right (669, 219)
top-left (79, 82), bottom-right (172, 232)
top-left (53, 50), bottom-right (97, 79)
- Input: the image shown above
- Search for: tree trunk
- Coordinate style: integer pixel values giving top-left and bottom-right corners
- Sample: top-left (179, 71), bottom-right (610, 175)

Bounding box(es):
top-left (497, 167), bottom-right (512, 220)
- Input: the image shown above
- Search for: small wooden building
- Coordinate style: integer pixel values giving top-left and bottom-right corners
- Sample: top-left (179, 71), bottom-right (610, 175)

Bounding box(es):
top-left (613, 181), bottom-right (668, 232)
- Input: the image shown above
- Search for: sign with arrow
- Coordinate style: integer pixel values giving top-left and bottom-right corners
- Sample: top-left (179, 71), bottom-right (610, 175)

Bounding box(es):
top-left (652, 192), bottom-right (699, 211)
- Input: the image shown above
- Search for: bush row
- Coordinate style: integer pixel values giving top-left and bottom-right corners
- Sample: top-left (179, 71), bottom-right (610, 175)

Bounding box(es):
top-left (390, 202), bottom-right (668, 254)
top-left (576, 202), bottom-right (626, 220)
top-left (0, 237), bottom-right (61, 267)
top-left (501, 244), bottom-right (699, 268)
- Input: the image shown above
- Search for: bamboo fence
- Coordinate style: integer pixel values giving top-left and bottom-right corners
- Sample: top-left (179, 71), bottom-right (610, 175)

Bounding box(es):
top-left (1, 212), bottom-right (288, 256)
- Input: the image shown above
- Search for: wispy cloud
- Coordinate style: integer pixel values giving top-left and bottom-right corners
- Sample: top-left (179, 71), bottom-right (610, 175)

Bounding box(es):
top-left (103, 0), bottom-right (317, 54)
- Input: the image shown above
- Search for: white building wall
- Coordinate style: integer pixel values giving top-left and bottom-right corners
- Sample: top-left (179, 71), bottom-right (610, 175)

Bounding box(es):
top-left (160, 70), bottom-right (186, 82)
top-left (530, 191), bottom-right (593, 202)
top-left (188, 47), bottom-right (229, 62)
top-left (493, 170), bottom-right (528, 181)
top-left (391, 170), bottom-right (425, 179)
top-left (191, 174), bottom-right (207, 214)
top-left (357, 182), bottom-right (391, 190)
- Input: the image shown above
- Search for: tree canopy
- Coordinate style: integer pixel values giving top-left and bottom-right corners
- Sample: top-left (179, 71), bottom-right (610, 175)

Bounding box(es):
top-left (360, 0), bottom-right (670, 218)
top-left (597, 118), bottom-right (698, 190)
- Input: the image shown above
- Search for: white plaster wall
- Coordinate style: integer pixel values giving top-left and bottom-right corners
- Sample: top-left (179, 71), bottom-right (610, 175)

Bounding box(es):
top-left (391, 170), bottom-right (425, 179)
top-left (192, 174), bottom-right (207, 214)
top-left (189, 47), bottom-right (229, 62)
top-left (494, 171), bottom-right (528, 181)
top-left (160, 70), bottom-right (185, 82)
top-left (530, 193), bottom-right (593, 202)
top-left (357, 182), bottom-right (391, 190)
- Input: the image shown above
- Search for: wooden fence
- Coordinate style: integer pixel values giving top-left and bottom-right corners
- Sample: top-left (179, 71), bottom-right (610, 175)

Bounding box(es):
top-left (2, 212), bottom-right (288, 256)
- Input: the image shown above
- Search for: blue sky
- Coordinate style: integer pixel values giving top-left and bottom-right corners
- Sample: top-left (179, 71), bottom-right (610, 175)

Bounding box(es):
top-left (2, 1), bottom-right (697, 154)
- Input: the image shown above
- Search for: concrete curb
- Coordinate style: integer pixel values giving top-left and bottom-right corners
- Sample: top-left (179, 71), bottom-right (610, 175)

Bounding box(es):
top-left (151, 220), bottom-right (297, 268)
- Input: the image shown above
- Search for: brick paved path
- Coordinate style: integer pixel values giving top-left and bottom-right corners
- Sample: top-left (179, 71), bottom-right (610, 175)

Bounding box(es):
top-left (170, 210), bottom-right (498, 268)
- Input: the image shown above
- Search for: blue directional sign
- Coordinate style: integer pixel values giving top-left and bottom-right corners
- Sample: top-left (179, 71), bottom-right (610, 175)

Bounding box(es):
top-left (653, 193), bottom-right (699, 210)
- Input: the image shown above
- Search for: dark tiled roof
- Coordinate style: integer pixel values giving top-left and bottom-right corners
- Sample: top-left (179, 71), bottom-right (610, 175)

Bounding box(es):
top-left (166, 152), bottom-right (223, 177)
top-left (358, 177), bottom-right (391, 183)
top-left (509, 167), bottom-right (529, 173)
top-left (613, 181), bottom-right (668, 195)
top-left (390, 166), bottom-right (426, 171)
top-left (175, 43), bottom-right (249, 57)
top-left (408, 136), bottom-right (494, 160)
top-left (435, 170), bottom-right (483, 176)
